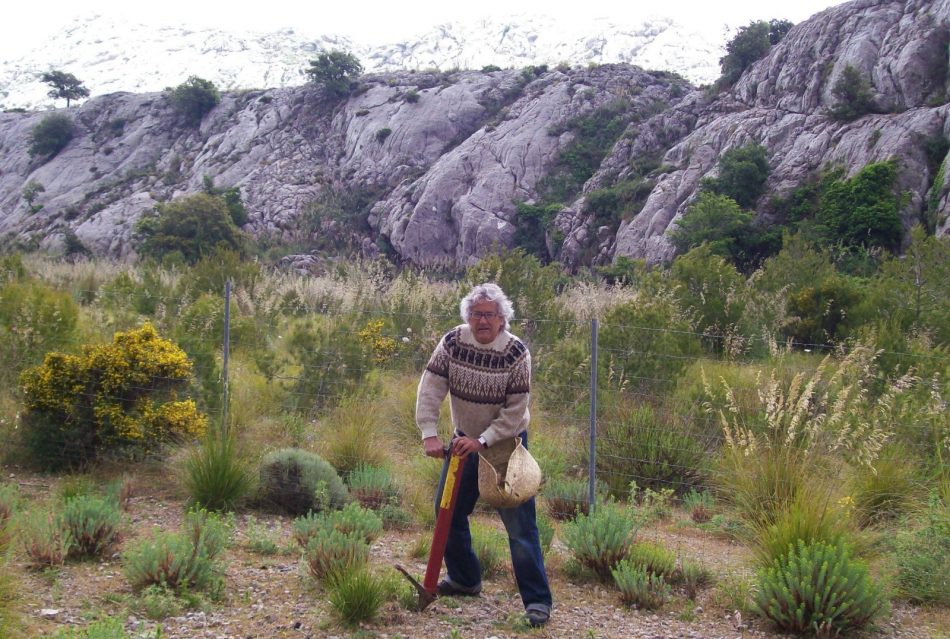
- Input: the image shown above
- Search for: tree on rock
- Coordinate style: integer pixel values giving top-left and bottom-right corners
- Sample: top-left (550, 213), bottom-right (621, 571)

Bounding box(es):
top-left (718, 20), bottom-right (793, 87)
top-left (169, 76), bottom-right (220, 126)
top-left (136, 193), bottom-right (247, 263)
top-left (305, 50), bottom-right (363, 99)
top-left (41, 70), bottom-right (90, 107)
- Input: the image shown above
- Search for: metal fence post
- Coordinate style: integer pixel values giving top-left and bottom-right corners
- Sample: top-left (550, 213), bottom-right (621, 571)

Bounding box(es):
top-left (221, 279), bottom-right (231, 438)
top-left (588, 317), bottom-right (598, 514)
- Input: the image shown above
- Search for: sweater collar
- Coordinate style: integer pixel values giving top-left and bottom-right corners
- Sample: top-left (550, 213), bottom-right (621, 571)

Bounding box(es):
top-left (457, 324), bottom-right (513, 351)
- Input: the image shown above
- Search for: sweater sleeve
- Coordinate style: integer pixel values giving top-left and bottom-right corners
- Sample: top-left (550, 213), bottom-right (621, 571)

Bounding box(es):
top-left (415, 335), bottom-right (451, 440)
top-left (479, 350), bottom-right (531, 447)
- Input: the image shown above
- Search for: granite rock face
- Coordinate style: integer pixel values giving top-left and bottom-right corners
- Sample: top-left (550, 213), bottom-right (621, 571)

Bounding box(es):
top-left (0, 0), bottom-right (948, 266)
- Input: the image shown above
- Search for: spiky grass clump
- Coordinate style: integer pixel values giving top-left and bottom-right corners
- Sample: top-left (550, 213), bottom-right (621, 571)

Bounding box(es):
top-left (303, 528), bottom-right (369, 582)
top-left (21, 509), bottom-right (70, 569)
top-left (681, 489), bottom-right (715, 523)
top-left (0, 483), bottom-right (19, 525)
top-left (319, 397), bottom-right (389, 476)
top-left (678, 559), bottom-right (714, 599)
top-left (849, 444), bottom-right (922, 527)
top-left (536, 509), bottom-right (555, 556)
top-left (0, 515), bottom-right (21, 639)
top-left (327, 568), bottom-right (386, 626)
top-left (753, 539), bottom-right (885, 636)
top-left (543, 477), bottom-right (590, 521)
top-left (472, 522), bottom-right (508, 579)
top-left (562, 501), bottom-right (638, 581)
top-left (346, 464), bottom-right (399, 510)
top-left (182, 433), bottom-right (253, 512)
top-left (612, 559), bottom-right (671, 610)
top-left (61, 495), bottom-right (122, 559)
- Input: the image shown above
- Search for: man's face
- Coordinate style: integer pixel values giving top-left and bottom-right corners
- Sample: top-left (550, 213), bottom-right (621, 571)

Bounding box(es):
top-left (467, 299), bottom-right (505, 344)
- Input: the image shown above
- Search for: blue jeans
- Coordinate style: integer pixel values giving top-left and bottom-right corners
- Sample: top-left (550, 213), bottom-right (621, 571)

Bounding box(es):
top-left (442, 432), bottom-right (552, 609)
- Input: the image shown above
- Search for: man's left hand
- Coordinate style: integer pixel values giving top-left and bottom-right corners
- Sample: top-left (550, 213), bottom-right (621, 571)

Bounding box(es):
top-left (452, 436), bottom-right (484, 459)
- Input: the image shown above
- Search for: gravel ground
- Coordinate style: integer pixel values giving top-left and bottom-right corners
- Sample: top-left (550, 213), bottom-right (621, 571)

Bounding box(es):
top-left (7, 469), bottom-right (949, 639)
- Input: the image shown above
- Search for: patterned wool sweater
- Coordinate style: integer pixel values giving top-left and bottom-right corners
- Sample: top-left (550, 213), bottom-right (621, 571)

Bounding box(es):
top-left (416, 324), bottom-right (531, 448)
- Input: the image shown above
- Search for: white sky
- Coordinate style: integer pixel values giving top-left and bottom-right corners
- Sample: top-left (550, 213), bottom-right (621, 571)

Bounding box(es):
top-left (2, 0), bottom-right (849, 58)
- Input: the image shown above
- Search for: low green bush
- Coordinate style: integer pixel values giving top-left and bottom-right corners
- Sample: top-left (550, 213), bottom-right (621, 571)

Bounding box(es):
top-left (61, 495), bottom-right (121, 559)
top-left (346, 464), bottom-right (399, 509)
top-left (537, 510), bottom-right (555, 556)
top-left (303, 528), bottom-right (369, 582)
top-left (29, 113), bottom-right (75, 158)
top-left (611, 559), bottom-right (670, 609)
top-left (682, 489), bottom-right (715, 523)
top-left (472, 523), bottom-right (508, 579)
top-left (626, 541), bottom-right (676, 579)
top-left (753, 539), bottom-right (885, 635)
top-left (542, 477), bottom-right (591, 521)
top-left (894, 494), bottom-right (950, 604)
top-left (45, 616), bottom-right (143, 638)
top-left (562, 501), bottom-right (638, 580)
top-left (257, 448), bottom-right (347, 516)
top-left (678, 560), bottom-right (714, 599)
top-left (324, 502), bottom-right (383, 543)
top-left (21, 509), bottom-right (70, 569)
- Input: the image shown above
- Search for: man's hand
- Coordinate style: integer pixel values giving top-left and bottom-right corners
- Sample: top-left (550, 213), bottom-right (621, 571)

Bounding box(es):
top-left (423, 436), bottom-right (445, 458)
top-left (452, 436), bottom-right (485, 459)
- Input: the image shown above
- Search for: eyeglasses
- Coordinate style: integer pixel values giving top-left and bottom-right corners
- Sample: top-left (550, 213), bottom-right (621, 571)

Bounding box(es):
top-left (470, 311), bottom-right (499, 320)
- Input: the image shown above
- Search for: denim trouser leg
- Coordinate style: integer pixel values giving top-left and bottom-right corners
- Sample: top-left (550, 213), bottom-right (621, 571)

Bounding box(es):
top-left (442, 432), bottom-right (552, 609)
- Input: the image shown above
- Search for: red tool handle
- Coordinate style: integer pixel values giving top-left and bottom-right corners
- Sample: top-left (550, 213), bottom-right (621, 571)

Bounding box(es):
top-left (422, 451), bottom-right (467, 594)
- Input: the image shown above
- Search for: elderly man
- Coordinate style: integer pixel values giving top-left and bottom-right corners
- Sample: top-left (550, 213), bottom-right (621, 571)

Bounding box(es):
top-left (415, 282), bottom-right (552, 628)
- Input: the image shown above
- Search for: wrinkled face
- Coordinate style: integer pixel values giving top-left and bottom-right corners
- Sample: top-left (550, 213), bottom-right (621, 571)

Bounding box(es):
top-left (467, 299), bottom-right (505, 344)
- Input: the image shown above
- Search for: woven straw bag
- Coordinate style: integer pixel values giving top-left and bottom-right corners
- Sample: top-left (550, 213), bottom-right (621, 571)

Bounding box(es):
top-left (477, 436), bottom-right (542, 508)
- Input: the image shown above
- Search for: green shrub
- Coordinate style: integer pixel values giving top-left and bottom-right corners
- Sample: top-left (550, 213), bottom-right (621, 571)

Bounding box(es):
top-left (327, 568), bottom-right (385, 626)
top-left (137, 194), bottom-right (248, 264)
top-left (816, 159), bottom-right (902, 252)
top-left (542, 477), bottom-right (591, 521)
top-left (0, 280), bottom-right (80, 385)
top-left (305, 50), bottom-right (363, 99)
top-left (324, 502), bottom-right (383, 543)
top-left (61, 495), bottom-right (121, 559)
top-left (678, 560), bottom-right (714, 599)
top-left (346, 464), bottom-right (399, 510)
top-left (611, 559), bottom-right (670, 609)
top-left (682, 489), bottom-right (715, 523)
top-left (123, 509), bottom-right (230, 594)
top-left (257, 448), bottom-right (347, 516)
top-left (303, 528), bottom-right (369, 582)
top-left (292, 511), bottom-right (324, 548)
top-left (893, 494), bottom-right (950, 604)
top-left (29, 113), bottom-right (75, 158)
top-left (0, 484), bottom-right (18, 525)
top-left (718, 20), bottom-right (792, 87)
top-left (782, 271), bottom-right (864, 345)
top-left (472, 523), bottom-right (508, 579)
top-left (562, 501), bottom-right (638, 580)
top-left (182, 433), bottom-right (252, 512)
top-left (21, 509), bottom-right (70, 569)
top-left (585, 177), bottom-right (654, 228)
top-left (626, 541), bottom-right (676, 579)
top-left (536, 510), bottom-right (555, 556)
top-left (19, 323), bottom-right (206, 469)
top-left (45, 616), bottom-right (136, 638)
top-left (753, 539), bottom-right (885, 635)
top-left (670, 192), bottom-right (770, 269)
top-left (596, 400), bottom-right (707, 497)
top-left (169, 76), bottom-right (220, 125)
top-left (701, 144), bottom-right (771, 209)
top-left (375, 127), bottom-right (392, 142)
top-left (828, 65), bottom-right (876, 122)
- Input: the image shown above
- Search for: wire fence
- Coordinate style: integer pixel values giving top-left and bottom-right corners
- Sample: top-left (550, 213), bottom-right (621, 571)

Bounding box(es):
top-left (1, 277), bottom-right (948, 551)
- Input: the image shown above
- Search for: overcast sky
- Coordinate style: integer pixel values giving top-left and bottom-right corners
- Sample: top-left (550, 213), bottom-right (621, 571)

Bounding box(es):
top-left (2, 0), bottom-right (849, 58)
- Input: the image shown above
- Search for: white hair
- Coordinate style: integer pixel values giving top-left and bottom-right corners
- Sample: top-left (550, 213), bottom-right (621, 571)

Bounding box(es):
top-left (460, 282), bottom-right (515, 330)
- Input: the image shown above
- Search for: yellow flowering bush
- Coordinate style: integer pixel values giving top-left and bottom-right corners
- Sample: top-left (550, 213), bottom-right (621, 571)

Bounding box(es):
top-left (356, 319), bottom-right (397, 365)
top-left (20, 323), bottom-right (207, 468)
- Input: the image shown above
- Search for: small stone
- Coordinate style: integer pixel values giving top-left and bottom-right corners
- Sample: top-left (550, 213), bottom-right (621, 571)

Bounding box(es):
top-left (39, 609), bottom-right (60, 618)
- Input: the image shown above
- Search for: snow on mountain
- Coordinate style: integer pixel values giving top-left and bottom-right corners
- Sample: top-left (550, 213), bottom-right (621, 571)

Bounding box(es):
top-left (0, 13), bottom-right (725, 110)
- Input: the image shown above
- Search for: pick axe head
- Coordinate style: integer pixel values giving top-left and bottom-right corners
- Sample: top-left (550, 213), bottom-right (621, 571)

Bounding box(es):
top-left (395, 564), bottom-right (437, 611)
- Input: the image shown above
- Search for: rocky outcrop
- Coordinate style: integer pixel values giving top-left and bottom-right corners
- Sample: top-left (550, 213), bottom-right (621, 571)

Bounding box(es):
top-left (0, 0), bottom-right (948, 266)
top-left (602, 0), bottom-right (950, 264)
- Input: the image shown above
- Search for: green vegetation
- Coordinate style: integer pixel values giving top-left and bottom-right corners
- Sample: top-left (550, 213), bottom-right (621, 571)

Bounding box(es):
top-left (612, 559), bottom-right (671, 609)
top-left (168, 76), bottom-right (220, 125)
top-left (306, 50), bottom-right (363, 99)
top-left (718, 20), bottom-right (793, 87)
top-left (41, 70), bottom-right (90, 107)
top-left (29, 113), bottom-right (75, 158)
top-left (257, 448), bottom-right (347, 515)
top-left (828, 65), bottom-right (877, 122)
top-left (701, 144), bottom-right (770, 209)
top-left (562, 501), bottom-right (638, 580)
top-left (136, 193), bottom-right (248, 263)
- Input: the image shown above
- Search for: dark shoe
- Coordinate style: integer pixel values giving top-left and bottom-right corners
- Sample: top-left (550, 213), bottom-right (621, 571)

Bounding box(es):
top-left (525, 604), bottom-right (550, 627)
top-left (436, 578), bottom-right (481, 597)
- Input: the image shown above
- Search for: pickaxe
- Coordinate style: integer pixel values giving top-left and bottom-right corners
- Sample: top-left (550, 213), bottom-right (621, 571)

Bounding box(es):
top-left (396, 446), bottom-right (466, 611)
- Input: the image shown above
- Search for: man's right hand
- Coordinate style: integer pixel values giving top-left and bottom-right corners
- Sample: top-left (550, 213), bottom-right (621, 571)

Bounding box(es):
top-left (423, 436), bottom-right (445, 458)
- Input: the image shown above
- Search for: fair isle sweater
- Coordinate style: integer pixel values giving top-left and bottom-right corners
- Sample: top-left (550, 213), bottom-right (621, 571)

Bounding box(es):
top-left (416, 324), bottom-right (531, 448)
